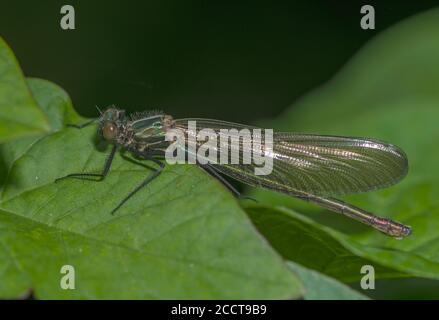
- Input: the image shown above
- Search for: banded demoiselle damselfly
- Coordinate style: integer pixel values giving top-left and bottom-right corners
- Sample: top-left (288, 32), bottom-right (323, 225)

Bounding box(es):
top-left (56, 107), bottom-right (411, 239)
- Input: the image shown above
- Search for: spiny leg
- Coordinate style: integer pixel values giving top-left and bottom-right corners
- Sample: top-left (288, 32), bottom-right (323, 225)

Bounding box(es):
top-left (111, 155), bottom-right (165, 215)
top-left (200, 164), bottom-right (257, 202)
top-left (55, 144), bottom-right (117, 182)
top-left (120, 151), bottom-right (156, 170)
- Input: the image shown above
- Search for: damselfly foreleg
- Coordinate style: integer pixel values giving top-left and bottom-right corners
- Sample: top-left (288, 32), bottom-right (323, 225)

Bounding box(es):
top-left (295, 193), bottom-right (412, 239)
top-left (55, 144), bottom-right (117, 182)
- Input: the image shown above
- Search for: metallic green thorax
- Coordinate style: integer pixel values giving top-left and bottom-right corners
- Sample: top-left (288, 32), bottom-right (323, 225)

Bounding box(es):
top-left (98, 107), bottom-right (174, 154)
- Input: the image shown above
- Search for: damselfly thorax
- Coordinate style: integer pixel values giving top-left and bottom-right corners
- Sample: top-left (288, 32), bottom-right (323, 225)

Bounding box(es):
top-left (98, 108), bottom-right (175, 154)
top-left (56, 106), bottom-right (412, 239)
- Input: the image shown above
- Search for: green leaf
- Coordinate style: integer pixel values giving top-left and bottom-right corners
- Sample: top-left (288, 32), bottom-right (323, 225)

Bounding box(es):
top-left (0, 78), bottom-right (82, 190)
top-left (0, 79), bottom-right (302, 299)
top-left (248, 8), bottom-right (439, 281)
top-left (287, 261), bottom-right (368, 300)
top-left (26, 78), bottom-right (83, 131)
top-left (0, 37), bottom-right (50, 143)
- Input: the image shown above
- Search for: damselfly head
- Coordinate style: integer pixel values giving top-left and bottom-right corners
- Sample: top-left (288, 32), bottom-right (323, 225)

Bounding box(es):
top-left (98, 107), bottom-right (126, 142)
top-left (99, 107), bottom-right (125, 123)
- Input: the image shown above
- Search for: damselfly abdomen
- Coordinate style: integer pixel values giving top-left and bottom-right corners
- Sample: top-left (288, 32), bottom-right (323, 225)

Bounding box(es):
top-left (56, 107), bottom-right (411, 239)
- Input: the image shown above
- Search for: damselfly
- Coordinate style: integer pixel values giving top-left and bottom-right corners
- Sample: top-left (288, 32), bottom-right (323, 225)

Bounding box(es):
top-left (56, 107), bottom-right (411, 239)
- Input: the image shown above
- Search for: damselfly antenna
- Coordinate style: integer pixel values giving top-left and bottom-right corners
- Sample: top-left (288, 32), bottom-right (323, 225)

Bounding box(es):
top-left (95, 105), bottom-right (103, 115)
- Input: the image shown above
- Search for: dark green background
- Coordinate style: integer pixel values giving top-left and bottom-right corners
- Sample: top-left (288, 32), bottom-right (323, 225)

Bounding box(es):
top-left (1, 1), bottom-right (438, 122)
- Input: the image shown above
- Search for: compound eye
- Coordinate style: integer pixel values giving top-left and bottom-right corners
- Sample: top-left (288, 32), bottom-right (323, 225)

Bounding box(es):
top-left (102, 122), bottom-right (118, 140)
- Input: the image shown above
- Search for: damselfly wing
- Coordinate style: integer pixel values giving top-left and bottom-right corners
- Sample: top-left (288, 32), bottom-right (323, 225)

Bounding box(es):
top-left (173, 119), bottom-right (408, 196)
top-left (173, 119), bottom-right (410, 238)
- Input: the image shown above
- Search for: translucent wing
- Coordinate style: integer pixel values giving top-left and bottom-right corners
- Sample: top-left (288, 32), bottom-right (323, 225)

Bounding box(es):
top-left (174, 119), bottom-right (408, 197)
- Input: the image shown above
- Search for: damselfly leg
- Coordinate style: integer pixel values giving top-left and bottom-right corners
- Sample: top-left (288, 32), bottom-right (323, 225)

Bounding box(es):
top-left (110, 152), bottom-right (165, 215)
top-left (200, 164), bottom-right (257, 202)
top-left (55, 144), bottom-right (117, 182)
top-left (200, 164), bottom-right (241, 197)
top-left (67, 119), bottom-right (97, 129)
top-left (55, 145), bottom-right (165, 214)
